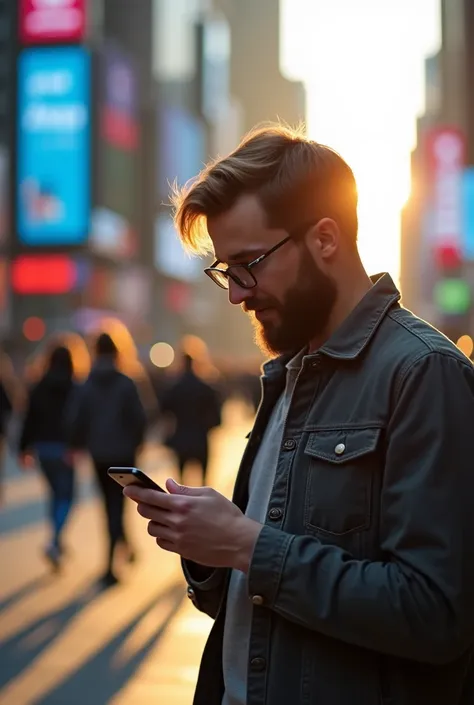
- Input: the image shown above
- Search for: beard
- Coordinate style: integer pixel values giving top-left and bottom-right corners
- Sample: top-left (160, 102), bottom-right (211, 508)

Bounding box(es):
top-left (244, 249), bottom-right (338, 357)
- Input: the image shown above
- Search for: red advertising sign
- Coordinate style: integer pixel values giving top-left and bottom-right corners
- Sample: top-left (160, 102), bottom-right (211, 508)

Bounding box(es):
top-left (426, 126), bottom-right (465, 253)
top-left (19, 0), bottom-right (86, 45)
top-left (12, 254), bottom-right (78, 294)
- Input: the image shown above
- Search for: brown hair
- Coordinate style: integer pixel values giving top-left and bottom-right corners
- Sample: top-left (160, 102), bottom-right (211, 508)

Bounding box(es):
top-left (172, 123), bottom-right (358, 255)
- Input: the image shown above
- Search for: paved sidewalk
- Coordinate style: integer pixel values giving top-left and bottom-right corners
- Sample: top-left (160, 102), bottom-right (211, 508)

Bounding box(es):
top-left (0, 403), bottom-right (251, 705)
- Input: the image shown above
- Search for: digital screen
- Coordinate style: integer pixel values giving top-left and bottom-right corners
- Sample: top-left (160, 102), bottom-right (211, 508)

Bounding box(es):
top-left (462, 168), bottom-right (474, 260)
top-left (12, 254), bottom-right (78, 294)
top-left (19, 0), bottom-right (86, 45)
top-left (154, 214), bottom-right (201, 282)
top-left (17, 47), bottom-right (91, 246)
top-left (157, 106), bottom-right (206, 200)
top-left (94, 44), bottom-right (138, 257)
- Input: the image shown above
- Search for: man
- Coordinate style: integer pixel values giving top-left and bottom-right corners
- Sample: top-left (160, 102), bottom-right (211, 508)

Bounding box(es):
top-left (124, 125), bottom-right (474, 705)
top-left (160, 352), bottom-right (221, 486)
top-left (68, 333), bottom-right (147, 586)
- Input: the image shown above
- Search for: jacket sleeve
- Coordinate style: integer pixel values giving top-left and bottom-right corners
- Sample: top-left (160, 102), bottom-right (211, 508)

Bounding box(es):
top-left (64, 384), bottom-right (88, 449)
top-left (124, 379), bottom-right (147, 446)
top-left (181, 559), bottom-right (228, 619)
top-left (246, 352), bottom-right (474, 665)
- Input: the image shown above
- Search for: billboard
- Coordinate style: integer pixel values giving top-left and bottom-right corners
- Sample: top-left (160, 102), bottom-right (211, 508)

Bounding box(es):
top-left (154, 214), bottom-right (201, 281)
top-left (100, 43), bottom-right (138, 151)
top-left (19, 0), bottom-right (86, 45)
top-left (92, 44), bottom-right (138, 258)
top-left (198, 17), bottom-right (231, 123)
top-left (426, 126), bottom-right (465, 253)
top-left (462, 168), bottom-right (474, 260)
top-left (17, 47), bottom-right (91, 246)
top-left (157, 106), bottom-right (206, 200)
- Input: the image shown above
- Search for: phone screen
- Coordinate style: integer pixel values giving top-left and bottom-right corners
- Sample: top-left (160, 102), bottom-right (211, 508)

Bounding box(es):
top-left (107, 467), bottom-right (166, 493)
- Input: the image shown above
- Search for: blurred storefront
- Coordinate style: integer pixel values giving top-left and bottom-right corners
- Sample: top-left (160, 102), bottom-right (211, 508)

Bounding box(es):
top-left (0, 0), bottom-right (15, 343)
top-left (9, 0), bottom-right (156, 358)
top-left (8, 0), bottom-right (307, 362)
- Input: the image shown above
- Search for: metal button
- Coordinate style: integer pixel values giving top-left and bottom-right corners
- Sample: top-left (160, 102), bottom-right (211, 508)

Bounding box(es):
top-left (186, 586), bottom-right (196, 600)
top-left (268, 507), bottom-right (282, 521)
top-left (283, 439), bottom-right (296, 450)
top-left (251, 594), bottom-right (264, 606)
top-left (250, 657), bottom-right (266, 671)
top-left (334, 443), bottom-right (346, 455)
top-left (311, 358), bottom-right (321, 368)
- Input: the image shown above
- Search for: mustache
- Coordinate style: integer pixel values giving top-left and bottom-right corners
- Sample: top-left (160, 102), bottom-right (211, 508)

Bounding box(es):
top-left (242, 299), bottom-right (276, 313)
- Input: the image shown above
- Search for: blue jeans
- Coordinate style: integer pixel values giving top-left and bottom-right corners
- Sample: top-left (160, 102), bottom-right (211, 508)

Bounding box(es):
top-left (38, 455), bottom-right (75, 548)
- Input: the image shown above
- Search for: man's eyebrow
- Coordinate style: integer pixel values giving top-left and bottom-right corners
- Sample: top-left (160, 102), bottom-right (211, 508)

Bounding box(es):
top-left (226, 247), bottom-right (265, 263)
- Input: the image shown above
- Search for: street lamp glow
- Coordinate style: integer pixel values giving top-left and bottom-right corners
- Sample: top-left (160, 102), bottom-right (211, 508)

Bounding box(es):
top-left (150, 342), bottom-right (175, 368)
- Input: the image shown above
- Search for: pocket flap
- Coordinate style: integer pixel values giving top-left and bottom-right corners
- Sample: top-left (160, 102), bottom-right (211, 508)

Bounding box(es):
top-left (304, 427), bottom-right (382, 464)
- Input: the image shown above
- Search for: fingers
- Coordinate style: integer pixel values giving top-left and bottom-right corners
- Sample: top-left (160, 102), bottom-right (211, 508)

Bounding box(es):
top-left (123, 485), bottom-right (172, 507)
top-left (147, 521), bottom-right (174, 540)
top-left (166, 478), bottom-right (211, 496)
top-left (136, 502), bottom-right (169, 523)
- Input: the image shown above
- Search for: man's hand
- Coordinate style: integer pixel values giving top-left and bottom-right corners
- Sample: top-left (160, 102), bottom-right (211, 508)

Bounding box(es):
top-left (123, 479), bottom-right (262, 573)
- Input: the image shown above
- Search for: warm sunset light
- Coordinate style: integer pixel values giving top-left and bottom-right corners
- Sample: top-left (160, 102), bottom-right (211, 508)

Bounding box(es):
top-left (281, 0), bottom-right (441, 283)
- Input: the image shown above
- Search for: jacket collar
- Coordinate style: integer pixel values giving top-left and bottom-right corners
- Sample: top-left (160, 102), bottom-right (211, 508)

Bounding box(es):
top-left (262, 272), bottom-right (400, 377)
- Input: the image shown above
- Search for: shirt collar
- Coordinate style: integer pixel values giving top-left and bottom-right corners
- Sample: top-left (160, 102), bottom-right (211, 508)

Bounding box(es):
top-left (319, 272), bottom-right (400, 359)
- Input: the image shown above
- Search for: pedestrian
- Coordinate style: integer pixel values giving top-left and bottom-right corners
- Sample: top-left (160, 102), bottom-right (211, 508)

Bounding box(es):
top-left (18, 345), bottom-right (76, 570)
top-left (161, 352), bottom-right (222, 486)
top-left (124, 124), bottom-right (474, 705)
top-left (0, 365), bottom-right (13, 506)
top-left (67, 332), bottom-right (147, 587)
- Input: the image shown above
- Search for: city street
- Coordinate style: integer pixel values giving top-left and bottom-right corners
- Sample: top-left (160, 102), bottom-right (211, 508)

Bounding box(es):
top-left (0, 403), bottom-right (252, 705)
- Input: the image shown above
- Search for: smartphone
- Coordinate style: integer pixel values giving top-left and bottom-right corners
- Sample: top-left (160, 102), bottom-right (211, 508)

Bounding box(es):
top-left (107, 467), bottom-right (166, 493)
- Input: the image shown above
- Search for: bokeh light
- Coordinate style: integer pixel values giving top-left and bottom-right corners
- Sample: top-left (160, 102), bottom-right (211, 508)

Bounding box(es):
top-left (150, 342), bottom-right (175, 368)
top-left (456, 334), bottom-right (474, 358)
top-left (22, 317), bottom-right (46, 342)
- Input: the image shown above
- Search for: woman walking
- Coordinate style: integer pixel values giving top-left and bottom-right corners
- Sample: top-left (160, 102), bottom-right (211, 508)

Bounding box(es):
top-left (18, 345), bottom-right (77, 571)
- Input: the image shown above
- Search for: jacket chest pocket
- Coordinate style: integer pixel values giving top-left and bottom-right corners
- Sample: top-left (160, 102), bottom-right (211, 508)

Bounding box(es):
top-left (303, 427), bottom-right (382, 537)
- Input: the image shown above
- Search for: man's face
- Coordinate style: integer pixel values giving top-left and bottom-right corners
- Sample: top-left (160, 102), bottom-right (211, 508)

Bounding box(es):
top-left (207, 194), bottom-right (338, 356)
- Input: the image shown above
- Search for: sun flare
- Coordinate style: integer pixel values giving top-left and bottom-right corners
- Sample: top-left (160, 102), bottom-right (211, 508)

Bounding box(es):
top-left (281, 0), bottom-right (441, 284)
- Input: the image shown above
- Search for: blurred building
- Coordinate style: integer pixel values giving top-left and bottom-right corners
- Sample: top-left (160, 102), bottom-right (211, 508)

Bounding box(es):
top-left (220, 0), bottom-right (306, 133)
top-left (7, 0), bottom-right (306, 364)
top-left (9, 0), bottom-right (156, 361)
top-left (151, 0), bottom-right (306, 359)
top-left (400, 0), bottom-right (474, 350)
top-left (0, 0), bottom-right (15, 343)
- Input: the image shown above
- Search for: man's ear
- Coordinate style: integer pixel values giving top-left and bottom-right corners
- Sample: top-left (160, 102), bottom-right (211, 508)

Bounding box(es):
top-left (305, 218), bottom-right (340, 260)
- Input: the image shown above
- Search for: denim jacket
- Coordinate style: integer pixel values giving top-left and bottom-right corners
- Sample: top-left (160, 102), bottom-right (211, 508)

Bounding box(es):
top-left (183, 273), bottom-right (474, 705)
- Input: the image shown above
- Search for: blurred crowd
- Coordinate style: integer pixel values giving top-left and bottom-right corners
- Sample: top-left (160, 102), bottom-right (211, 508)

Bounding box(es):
top-left (0, 328), bottom-right (262, 587)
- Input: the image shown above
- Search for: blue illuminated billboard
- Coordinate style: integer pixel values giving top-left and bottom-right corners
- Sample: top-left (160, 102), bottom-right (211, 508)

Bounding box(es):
top-left (463, 168), bottom-right (474, 260)
top-left (17, 47), bottom-right (90, 245)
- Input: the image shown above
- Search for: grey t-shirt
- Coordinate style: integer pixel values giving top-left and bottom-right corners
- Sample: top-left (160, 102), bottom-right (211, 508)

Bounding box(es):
top-left (222, 352), bottom-right (304, 705)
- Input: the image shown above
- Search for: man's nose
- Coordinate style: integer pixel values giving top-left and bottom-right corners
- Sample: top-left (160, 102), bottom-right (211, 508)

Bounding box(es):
top-left (228, 278), bottom-right (250, 306)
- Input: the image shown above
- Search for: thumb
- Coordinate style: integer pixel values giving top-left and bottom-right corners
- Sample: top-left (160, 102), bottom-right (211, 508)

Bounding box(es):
top-left (166, 478), bottom-right (207, 496)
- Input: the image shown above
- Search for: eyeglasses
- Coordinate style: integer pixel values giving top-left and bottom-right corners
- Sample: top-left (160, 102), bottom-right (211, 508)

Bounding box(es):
top-left (204, 222), bottom-right (313, 290)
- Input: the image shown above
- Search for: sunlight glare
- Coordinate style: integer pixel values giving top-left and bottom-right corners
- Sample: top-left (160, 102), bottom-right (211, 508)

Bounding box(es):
top-left (281, 0), bottom-right (441, 281)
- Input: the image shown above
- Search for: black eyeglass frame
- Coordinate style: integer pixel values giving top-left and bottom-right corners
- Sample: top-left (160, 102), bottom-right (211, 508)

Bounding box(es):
top-left (204, 221), bottom-right (314, 290)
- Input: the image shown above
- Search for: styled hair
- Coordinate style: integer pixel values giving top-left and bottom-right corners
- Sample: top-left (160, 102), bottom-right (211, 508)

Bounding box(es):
top-left (172, 123), bottom-right (358, 255)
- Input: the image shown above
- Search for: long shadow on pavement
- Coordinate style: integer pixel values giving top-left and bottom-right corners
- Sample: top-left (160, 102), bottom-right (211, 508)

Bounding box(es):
top-left (0, 575), bottom-right (51, 614)
top-left (0, 579), bottom-right (102, 689)
top-left (34, 580), bottom-right (186, 705)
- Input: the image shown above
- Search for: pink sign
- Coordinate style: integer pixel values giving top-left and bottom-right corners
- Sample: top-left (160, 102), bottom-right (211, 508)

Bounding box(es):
top-left (426, 126), bottom-right (465, 251)
top-left (20, 0), bottom-right (86, 45)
